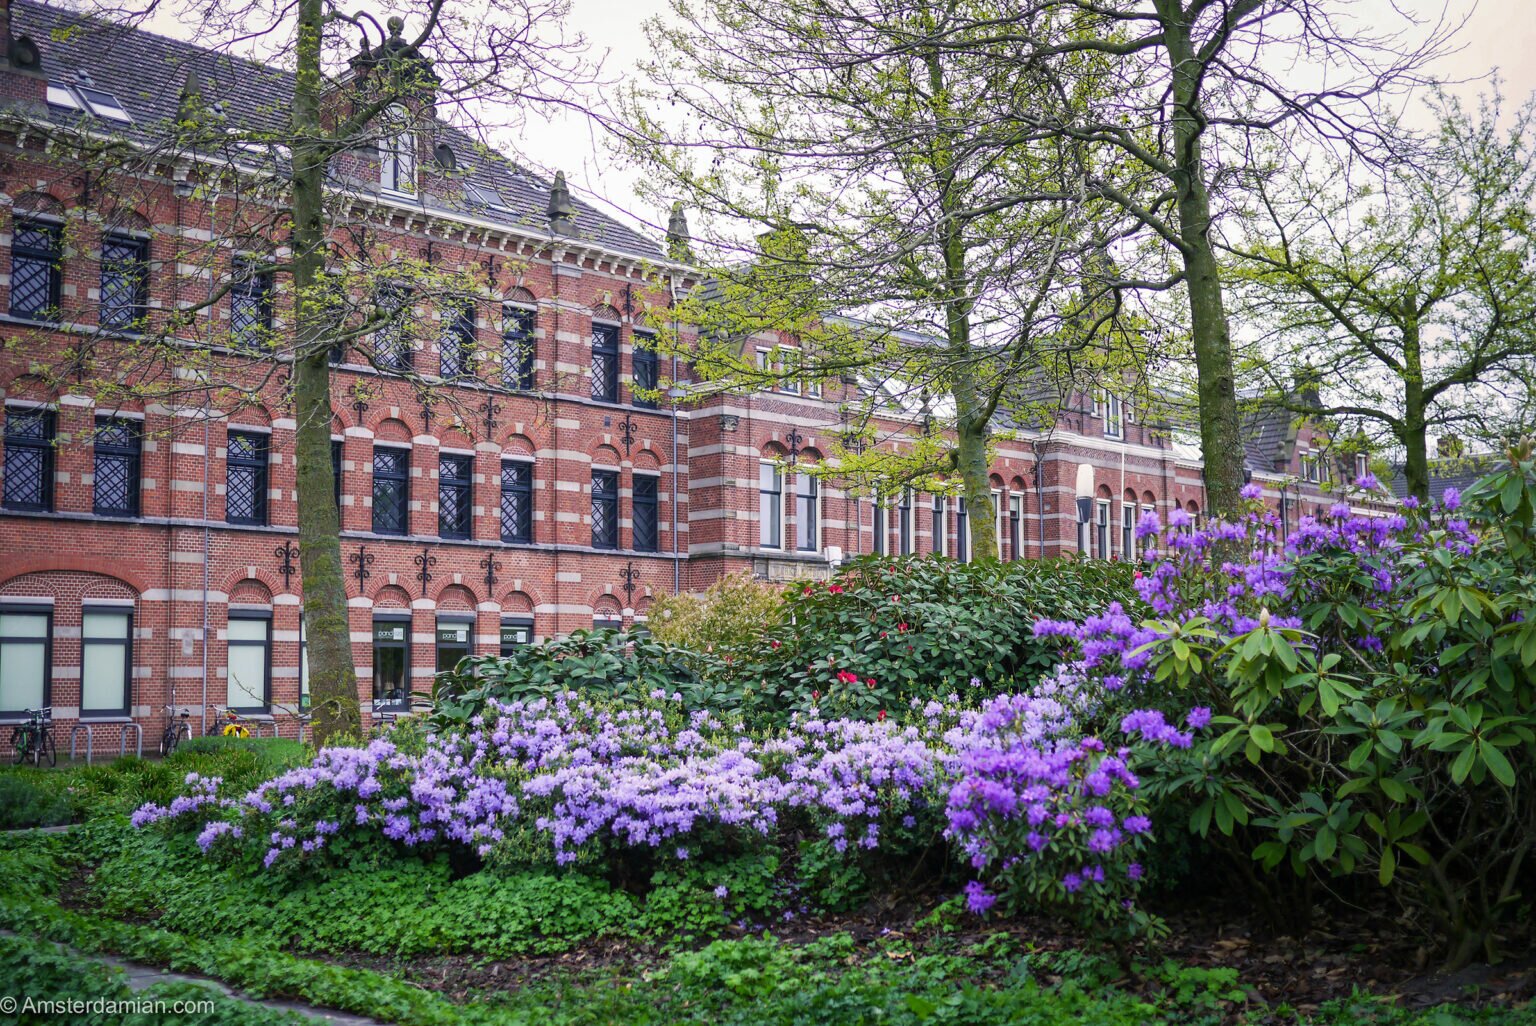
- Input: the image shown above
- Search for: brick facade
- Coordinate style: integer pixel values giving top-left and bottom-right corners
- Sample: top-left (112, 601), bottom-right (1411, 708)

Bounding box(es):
top-left (0, 2), bottom-right (1373, 751)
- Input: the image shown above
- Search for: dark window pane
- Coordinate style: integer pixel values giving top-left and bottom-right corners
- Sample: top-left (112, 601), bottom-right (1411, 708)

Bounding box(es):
top-left (373, 286), bottom-right (412, 371)
top-left (759, 463), bottom-right (781, 548)
top-left (503, 305), bottom-right (536, 390)
top-left (499, 620), bottom-right (532, 656)
top-left (438, 453), bottom-right (472, 539)
top-left (590, 323), bottom-right (618, 402)
top-left (632, 333), bottom-right (658, 408)
top-left (226, 430), bottom-right (268, 525)
top-left (100, 235), bottom-right (149, 331)
top-left (633, 474), bottom-right (658, 552)
top-left (230, 258), bottom-right (274, 350)
top-left (372, 446), bottom-right (409, 535)
top-left (93, 416), bottom-right (140, 517)
top-left (591, 469), bottom-right (617, 549)
top-left (795, 473), bottom-right (817, 551)
top-left (500, 461), bottom-right (532, 543)
top-left (3, 409), bottom-right (54, 511)
top-left (10, 219), bottom-right (61, 320)
top-left (372, 620), bottom-right (408, 711)
top-left (440, 302), bottom-right (476, 378)
top-left (436, 622), bottom-right (471, 674)
top-left (331, 440), bottom-right (343, 514)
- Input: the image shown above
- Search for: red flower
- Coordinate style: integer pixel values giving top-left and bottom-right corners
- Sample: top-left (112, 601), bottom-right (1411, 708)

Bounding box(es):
top-left (879, 631), bottom-right (888, 639)
top-left (836, 670), bottom-right (860, 685)
top-left (803, 586), bottom-right (813, 596)
top-left (877, 710), bottom-right (887, 721)
top-left (890, 595), bottom-right (901, 603)
top-left (897, 622), bottom-right (909, 632)
top-left (770, 640), bottom-right (781, 649)
top-left (812, 690), bottom-right (820, 700)
top-left (865, 677), bottom-right (876, 688)
top-left (1133, 571), bottom-right (1143, 580)
top-left (827, 585), bottom-right (845, 594)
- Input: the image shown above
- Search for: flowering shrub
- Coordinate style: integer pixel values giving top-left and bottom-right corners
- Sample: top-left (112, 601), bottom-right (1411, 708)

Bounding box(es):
top-left (1035, 440), bottom-right (1536, 967)
top-left (735, 555), bottom-right (1138, 721)
top-left (429, 628), bottom-right (733, 729)
top-left (135, 681), bottom-right (1200, 931)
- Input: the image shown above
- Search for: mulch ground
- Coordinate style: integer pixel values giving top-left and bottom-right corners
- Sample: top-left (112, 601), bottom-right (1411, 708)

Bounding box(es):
top-left (305, 894), bottom-right (1536, 1018)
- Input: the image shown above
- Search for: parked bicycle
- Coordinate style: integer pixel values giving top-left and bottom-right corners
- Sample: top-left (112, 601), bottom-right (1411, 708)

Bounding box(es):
top-left (10, 707), bottom-right (56, 767)
top-left (213, 706), bottom-right (252, 739)
top-left (158, 705), bottom-right (193, 756)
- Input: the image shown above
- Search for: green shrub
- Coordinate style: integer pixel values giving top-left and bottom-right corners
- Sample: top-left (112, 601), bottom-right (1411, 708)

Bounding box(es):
top-left (432, 628), bottom-right (733, 727)
top-left (735, 555), bottom-right (1138, 719)
top-left (647, 572), bottom-right (787, 663)
top-left (0, 771), bottom-right (71, 829)
top-left (164, 737), bottom-right (309, 793)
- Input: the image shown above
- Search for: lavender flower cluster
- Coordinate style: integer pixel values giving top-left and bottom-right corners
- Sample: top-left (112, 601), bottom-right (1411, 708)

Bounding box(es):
top-left (134, 678), bottom-right (1197, 922)
top-left (1034, 482), bottom-right (1478, 676)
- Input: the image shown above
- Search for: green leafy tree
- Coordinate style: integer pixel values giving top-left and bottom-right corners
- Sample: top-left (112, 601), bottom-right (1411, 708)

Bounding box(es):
top-left (1233, 89), bottom-right (1536, 500)
top-left (621, 0), bottom-right (1144, 559)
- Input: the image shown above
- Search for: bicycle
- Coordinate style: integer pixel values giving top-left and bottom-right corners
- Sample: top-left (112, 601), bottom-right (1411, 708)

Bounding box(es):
top-left (10, 708), bottom-right (56, 767)
top-left (213, 706), bottom-right (252, 739)
top-left (158, 705), bottom-right (193, 756)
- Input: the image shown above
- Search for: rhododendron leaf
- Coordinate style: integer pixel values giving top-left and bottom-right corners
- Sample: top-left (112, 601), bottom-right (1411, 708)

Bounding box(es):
top-left (1450, 745), bottom-right (1476, 784)
top-left (1379, 846), bottom-right (1397, 885)
top-left (1314, 826), bottom-right (1337, 861)
top-left (1480, 743), bottom-right (1516, 787)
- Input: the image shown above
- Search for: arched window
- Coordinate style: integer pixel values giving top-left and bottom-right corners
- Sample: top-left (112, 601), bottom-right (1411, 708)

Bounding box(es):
top-left (380, 105), bottom-right (416, 194)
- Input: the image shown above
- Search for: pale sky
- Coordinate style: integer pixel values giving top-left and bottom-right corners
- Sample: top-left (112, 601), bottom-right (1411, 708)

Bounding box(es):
top-left (132, 0), bottom-right (1536, 244)
top-left (528, 0), bottom-right (1536, 242)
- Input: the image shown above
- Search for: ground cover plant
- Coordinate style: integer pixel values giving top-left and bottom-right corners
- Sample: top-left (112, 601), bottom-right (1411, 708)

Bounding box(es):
top-left (0, 829), bottom-right (1528, 1025)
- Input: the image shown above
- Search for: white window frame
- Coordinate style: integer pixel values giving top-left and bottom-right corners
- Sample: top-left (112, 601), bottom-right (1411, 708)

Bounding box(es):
top-left (992, 490), bottom-right (1004, 559)
top-left (380, 105), bottom-right (416, 195)
top-left (1104, 395), bottom-right (1124, 439)
top-left (794, 471), bottom-right (819, 552)
top-left (1122, 502), bottom-right (1137, 560)
top-left (1095, 499), bottom-right (1111, 559)
top-left (758, 461), bottom-right (784, 550)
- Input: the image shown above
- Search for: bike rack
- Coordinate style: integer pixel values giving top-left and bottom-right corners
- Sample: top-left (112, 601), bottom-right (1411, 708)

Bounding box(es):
top-left (69, 718), bottom-right (143, 764)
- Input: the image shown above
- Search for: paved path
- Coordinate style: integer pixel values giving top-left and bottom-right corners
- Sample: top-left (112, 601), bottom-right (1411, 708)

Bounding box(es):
top-left (1, 930), bottom-right (386, 1025)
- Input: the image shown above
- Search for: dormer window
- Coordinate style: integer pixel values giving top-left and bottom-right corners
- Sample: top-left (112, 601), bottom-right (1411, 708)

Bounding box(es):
top-left (46, 80), bottom-right (134, 122)
top-left (380, 106), bottom-right (416, 195)
top-left (78, 87), bottom-right (134, 122)
top-left (47, 82), bottom-right (85, 112)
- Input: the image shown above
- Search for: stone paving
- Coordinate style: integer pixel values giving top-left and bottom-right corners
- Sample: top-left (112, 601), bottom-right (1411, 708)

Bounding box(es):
top-left (1, 930), bottom-right (385, 1025)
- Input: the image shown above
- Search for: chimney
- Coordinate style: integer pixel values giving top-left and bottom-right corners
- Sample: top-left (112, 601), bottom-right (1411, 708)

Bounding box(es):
top-left (547, 170), bottom-right (575, 235)
top-left (1289, 364), bottom-right (1322, 411)
top-left (666, 201), bottom-right (692, 263)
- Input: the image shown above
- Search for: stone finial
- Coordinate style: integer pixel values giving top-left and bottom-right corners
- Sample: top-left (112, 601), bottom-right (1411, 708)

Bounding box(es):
top-left (666, 201), bottom-right (692, 262)
top-left (548, 170), bottom-right (575, 235)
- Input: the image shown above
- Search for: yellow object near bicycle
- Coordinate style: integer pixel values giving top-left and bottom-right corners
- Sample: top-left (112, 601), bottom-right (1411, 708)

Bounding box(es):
top-left (221, 722), bottom-right (250, 738)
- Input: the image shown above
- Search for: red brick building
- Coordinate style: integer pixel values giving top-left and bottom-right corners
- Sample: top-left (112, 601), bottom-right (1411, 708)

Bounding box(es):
top-left (0, 2), bottom-right (1364, 752)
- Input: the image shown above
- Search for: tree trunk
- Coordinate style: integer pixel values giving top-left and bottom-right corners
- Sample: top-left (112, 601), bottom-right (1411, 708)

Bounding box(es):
top-left (289, 0), bottom-right (360, 745)
top-left (1159, 1), bottom-right (1246, 518)
top-left (1401, 316), bottom-right (1431, 502)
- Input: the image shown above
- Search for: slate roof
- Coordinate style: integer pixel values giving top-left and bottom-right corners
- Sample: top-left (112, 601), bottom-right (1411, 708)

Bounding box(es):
top-left (1389, 454), bottom-right (1498, 502)
top-left (1239, 405), bottom-right (1295, 475)
top-left (10, 0), bottom-right (665, 260)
